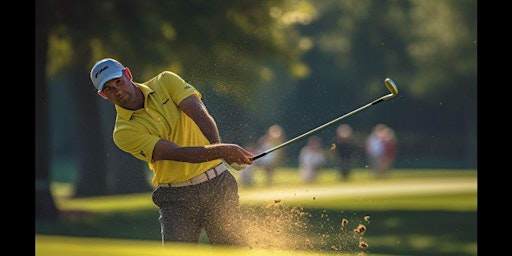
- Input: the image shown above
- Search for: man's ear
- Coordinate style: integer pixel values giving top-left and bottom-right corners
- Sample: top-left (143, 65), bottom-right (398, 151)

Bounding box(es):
top-left (97, 91), bottom-right (108, 100)
top-left (124, 68), bottom-right (133, 80)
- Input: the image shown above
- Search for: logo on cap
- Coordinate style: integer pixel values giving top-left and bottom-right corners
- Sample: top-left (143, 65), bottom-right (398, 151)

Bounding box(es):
top-left (90, 58), bottom-right (125, 91)
top-left (95, 65), bottom-right (109, 79)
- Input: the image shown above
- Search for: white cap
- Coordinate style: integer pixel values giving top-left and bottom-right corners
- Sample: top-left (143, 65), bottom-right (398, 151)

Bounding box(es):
top-left (90, 58), bottom-right (125, 91)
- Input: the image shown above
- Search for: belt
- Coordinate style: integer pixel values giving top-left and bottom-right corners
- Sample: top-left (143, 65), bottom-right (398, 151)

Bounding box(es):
top-left (158, 163), bottom-right (228, 188)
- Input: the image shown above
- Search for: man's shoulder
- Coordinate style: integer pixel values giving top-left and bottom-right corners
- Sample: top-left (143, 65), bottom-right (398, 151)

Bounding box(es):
top-left (141, 71), bottom-right (199, 102)
top-left (154, 71), bottom-right (184, 82)
top-left (143, 71), bottom-right (186, 89)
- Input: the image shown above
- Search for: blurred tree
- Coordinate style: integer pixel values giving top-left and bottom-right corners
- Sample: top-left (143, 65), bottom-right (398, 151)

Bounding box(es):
top-left (42, 0), bottom-right (151, 198)
top-left (37, 0), bottom-right (477, 222)
top-left (404, 0), bottom-right (477, 167)
top-left (36, 0), bottom-right (59, 220)
top-left (283, 0), bottom-right (476, 168)
top-left (41, 0), bottom-right (312, 203)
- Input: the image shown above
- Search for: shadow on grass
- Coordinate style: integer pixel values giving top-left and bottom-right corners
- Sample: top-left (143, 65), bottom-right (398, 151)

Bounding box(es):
top-left (35, 206), bottom-right (477, 256)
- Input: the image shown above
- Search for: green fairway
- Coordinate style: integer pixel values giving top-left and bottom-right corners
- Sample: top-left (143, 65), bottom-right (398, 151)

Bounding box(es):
top-left (37, 168), bottom-right (477, 256)
top-left (36, 235), bottom-right (352, 256)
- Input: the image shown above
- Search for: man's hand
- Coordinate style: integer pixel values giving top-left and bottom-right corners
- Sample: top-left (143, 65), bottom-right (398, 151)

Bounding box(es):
top-left (228, 162), bottom-right (248, 171)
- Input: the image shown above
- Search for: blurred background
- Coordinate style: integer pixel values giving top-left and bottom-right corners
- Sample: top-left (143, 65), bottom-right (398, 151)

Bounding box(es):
top-left (36, 0), bottom-right (477, 220)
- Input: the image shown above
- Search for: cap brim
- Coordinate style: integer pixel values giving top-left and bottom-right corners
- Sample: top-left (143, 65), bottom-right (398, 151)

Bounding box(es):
top-left (98, 71), bottom-right (123, 91)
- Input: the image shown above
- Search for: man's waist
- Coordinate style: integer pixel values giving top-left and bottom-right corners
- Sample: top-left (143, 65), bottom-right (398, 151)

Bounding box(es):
top-left (158, 162), bottom-right (228, 188)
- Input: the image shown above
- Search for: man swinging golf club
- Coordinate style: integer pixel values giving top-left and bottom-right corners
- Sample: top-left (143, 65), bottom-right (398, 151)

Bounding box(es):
top-left (90, 57), bottom-right (254, 246)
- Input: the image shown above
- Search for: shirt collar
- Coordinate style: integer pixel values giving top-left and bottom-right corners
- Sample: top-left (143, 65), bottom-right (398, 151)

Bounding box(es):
top-left (115, 83), bottom-right (154, 121)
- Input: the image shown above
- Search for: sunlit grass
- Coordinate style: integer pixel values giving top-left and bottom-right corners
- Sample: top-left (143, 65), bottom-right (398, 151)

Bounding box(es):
top-left (41, 169), bottom-right (477, 256)
top-left (54, 192), bottom-right (154, 213)
top-left (233, 167), bottom-right (476, 189)
top-left (36, 235), bottom-right (363, 256)
top-left (52, 168), bottom-right (476, 213)
top-left (278, 192), bottom-right (476, 211)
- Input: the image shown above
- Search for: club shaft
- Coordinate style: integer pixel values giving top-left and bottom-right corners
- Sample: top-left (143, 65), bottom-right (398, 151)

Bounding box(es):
top-left (250, 94), bottom-right (391, 161)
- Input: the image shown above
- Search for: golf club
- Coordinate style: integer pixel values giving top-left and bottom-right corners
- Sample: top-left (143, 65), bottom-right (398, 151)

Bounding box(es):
top-left (250, 77), bottom-right (399, 161)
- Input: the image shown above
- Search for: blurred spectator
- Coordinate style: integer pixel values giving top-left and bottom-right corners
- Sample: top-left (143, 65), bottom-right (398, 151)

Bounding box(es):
top-left (330, 124), bottom-right (360, 181)
top-left (364, 124), bottom-right (397, 178)
top-left (252, 124), bottom-right (286, 186)
top-left (298, 136), bottom-right (327, 183)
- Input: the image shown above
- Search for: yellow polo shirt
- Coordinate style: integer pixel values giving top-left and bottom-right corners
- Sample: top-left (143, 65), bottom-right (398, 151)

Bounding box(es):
top-left (112, 71), bottom-right (222, 186)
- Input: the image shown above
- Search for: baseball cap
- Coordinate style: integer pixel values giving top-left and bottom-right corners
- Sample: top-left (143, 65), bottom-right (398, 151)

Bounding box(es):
top-left (90, 58), bottom-right (125, 91)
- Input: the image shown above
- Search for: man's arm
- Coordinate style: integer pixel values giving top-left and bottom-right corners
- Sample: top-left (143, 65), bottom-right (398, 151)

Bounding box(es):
top-left (152, 139), bottom-right (251, 163)
top-left (151, 94), bottom-right (254, 164)
top-left (178, 94), bottom-right (221, 144)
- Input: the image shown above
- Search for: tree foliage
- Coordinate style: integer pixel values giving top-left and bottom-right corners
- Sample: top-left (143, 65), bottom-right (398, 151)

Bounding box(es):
top-left (38, 0), bottom-right (477, 215)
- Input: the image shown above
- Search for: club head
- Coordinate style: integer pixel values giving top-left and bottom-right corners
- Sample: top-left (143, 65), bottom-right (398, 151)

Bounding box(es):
top-left (384, 78), bottom-right (398, 96)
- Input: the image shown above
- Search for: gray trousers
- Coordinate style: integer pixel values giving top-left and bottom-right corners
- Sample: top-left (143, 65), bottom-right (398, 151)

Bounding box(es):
top-left (152, 171), bottom-right (246, 246)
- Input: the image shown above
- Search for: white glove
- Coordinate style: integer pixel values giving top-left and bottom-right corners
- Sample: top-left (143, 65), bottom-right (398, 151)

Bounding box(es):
top-left (222, 159), bottom-right (249, 171)
top-left (228, 162), bottom-right (248, 171)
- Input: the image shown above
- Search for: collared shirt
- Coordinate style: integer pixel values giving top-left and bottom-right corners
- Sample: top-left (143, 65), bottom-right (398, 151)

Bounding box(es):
top-left (112, 71), bottom-right (222, 186)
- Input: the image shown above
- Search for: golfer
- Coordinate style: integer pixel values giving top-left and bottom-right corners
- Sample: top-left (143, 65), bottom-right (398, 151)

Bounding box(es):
top-left (89, 58), bottom-right (254, 246)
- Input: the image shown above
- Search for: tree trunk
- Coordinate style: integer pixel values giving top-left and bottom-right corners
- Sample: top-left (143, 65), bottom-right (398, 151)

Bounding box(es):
top-left (69, 42), bottom-right (109, 197)
top-left (35, 0), bottom-right (59, 220)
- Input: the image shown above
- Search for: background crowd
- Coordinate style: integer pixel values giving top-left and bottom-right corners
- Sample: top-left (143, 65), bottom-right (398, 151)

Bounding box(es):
top-left (238, 123), bottom-right (397, 186)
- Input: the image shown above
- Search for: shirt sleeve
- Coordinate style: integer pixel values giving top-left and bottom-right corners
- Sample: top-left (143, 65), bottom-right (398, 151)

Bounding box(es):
top-left (159, 71), bottom-right (202, 104)
top-left (113, 120), bottom-right (161, 163)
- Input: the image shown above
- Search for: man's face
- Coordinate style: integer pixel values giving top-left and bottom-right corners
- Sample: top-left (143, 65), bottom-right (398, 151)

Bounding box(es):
top-left (100, 73), bottom-right (137, 108)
